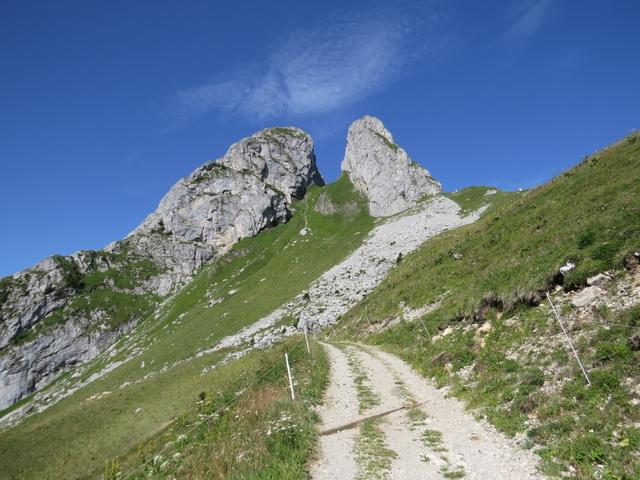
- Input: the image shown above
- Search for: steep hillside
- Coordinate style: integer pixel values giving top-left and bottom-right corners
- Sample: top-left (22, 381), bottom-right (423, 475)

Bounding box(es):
top-left (338, 133), bottom-right (640, 327)
top-left (333, 132), bottom-right (640, 478)
top-left (6, 118), bottom-right (635, 479)
top-left (0, 126), bottom-right (323, 409)
top-left (114, 336), bottom-right (329, 479)
top-left (1, 114), bottom-right (463, 479)
top-left (0, 177), bottom-right (373, 479)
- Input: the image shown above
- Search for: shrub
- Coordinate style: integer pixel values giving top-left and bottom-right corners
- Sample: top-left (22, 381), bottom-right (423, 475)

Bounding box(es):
top-left (595, 341), bottom-right (632, 364)
top-left (590, 369), bottom-right (621, 393)
top-left (569, 433), bottom-right (607, 464)
top-left (53, 256), bottom-right (85, 290)
top-left (591, 242), bottom-right (620, 265)
top-left (0, 277), bottom-right (12, 307)
top-left (521, 367), bottom-right (545, 387)
top-left (102, 458), bottom-right (121, 480)
top-left (577, 230), bottom-right (596, 249)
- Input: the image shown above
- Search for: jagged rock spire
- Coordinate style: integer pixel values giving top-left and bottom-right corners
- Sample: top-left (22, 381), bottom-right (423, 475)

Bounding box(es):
top-left (341, 116), bottom-right (441, 217)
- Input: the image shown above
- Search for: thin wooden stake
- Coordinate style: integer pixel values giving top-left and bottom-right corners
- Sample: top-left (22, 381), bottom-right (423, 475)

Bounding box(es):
top-left (546, 292), bottom-right (591, 386)
top-left (303, 324), bottom-right (311, 356)
top-left (419, 317), bottom-right (432, 341)
top-left (285, 353), bottom-right (296, 400)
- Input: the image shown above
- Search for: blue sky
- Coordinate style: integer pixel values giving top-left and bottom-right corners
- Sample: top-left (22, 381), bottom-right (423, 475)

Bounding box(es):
top-left (1, 0), bottom-right (639, 277)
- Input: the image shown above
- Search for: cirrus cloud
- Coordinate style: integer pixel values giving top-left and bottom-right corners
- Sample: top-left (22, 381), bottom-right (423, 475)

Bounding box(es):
top-left (502, 0), bottom-right (553, 44)
top-left (166, 4), bottom-right (447, 124)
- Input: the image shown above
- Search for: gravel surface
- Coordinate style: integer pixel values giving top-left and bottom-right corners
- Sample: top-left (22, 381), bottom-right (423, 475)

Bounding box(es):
top-left (206, 196), bottom-right (483, 356)
top-left (311, 343), bottom-right (359, 480)
top-left (312, 343), bottom-right (545, 480)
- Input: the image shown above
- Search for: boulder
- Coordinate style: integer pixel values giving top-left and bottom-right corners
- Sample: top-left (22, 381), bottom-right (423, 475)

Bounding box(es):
top-left (571, 286), bottom-right (605, 308)
top-left (587, 273), bottom-right (611, 287)
top-left (341, 116), bottom-right (441, 217)
top-left (475, 322), bottom-right (492, 348)
top-left (624, 253), bottom-right (640, 272)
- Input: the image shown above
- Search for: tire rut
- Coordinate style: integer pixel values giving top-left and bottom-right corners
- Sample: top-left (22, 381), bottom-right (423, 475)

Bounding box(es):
top-left (312, 342), bottom-right (545, 480)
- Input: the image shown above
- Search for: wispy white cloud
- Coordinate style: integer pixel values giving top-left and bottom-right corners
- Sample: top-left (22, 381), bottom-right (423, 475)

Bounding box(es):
top-left (166, 5), bottom-right (445, 123)
top-left (502, 0), bottom-right (553, 44)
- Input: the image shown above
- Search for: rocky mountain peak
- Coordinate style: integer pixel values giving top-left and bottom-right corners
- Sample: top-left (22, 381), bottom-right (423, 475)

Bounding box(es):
top-left (353, 115), bottom-right (395, 143)
top-left (127, 126), bottom-right (324, 281)
top-left (219, 126), bottom-right (324, 201)
top-left (341, 116), bottom-right (442, 217)
top-left (0, 126), bottom-right (324, 409)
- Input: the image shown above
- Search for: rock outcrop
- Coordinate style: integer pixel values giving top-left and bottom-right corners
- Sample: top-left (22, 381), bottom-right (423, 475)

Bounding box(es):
top-left (219, 127), bottom-right (324, 201)
top-left (117, 126), bottom-right (323, 283)
top-left (0, 126), bottom-right (323, 409)
top-left (341, 116), bottom-right (441, 217)
top-left (0, 250), bottom-right (156, 408)
top-left (0, 314), bottom-right (138, 410)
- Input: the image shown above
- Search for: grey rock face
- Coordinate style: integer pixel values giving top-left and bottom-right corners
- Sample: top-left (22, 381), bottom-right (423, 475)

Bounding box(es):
top-left (0, 126), bottom-right (322, 409)
top-left (0, 249), bottom-right (157, 409)
top-left (0, 315), bottom-right (138, 409)
top-left (0, 252), bottom-right (126, 351)
top-left (219, 127), bottom-right (324, 201)
top-left (121, 166), bottom-right (289, 283)
top-left (124, 127), bottom-right (323, 281)
top-left (0, 258), bottom-right (68, 351)
top-left (341, 116), bottom-right (441, 217)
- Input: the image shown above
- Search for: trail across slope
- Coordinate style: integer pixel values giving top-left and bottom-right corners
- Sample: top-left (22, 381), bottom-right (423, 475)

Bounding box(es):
top-left (312, 342), bottom-right (544, 480)
top-left (210, 195), bottom-right (483, 355)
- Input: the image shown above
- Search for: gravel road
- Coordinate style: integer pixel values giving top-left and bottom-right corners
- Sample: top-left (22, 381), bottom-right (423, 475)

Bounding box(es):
top-left (311, 342), bottom-right (544, 480)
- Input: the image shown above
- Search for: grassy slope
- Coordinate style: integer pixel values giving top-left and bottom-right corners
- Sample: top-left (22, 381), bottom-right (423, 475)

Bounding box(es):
top-left (334, 133), bottom-right (640, 478)
top-left (338, 134), bottom-right (640, 329)
top-left (106, 336), bottom-right (329, 479)
top-left (0, 175), bottom-right (372, 479)
top-left (444, 185), bottom-right (518, 215)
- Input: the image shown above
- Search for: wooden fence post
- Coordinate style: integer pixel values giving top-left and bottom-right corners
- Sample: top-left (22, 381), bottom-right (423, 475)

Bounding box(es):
top-left (285, 353), bottom-right (296, 400)
top-left (303, 323), bottom-right (311, 356)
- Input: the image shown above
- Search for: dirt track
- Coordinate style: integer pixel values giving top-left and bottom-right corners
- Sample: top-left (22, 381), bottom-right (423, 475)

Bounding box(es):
top-left (311, 342), bottom-right (544, 480)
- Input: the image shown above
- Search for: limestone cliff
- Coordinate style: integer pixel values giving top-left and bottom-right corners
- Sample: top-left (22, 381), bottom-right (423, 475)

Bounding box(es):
top-left (0, 126), bottom-right (323, 409)
top-left (341, 116), bottom-right (441, 217)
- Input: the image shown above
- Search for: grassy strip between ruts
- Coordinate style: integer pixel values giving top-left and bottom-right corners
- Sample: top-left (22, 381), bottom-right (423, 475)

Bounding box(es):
top-left (100, 335), bottom-right (329, 479)
top-left (337, 344), bottom-right (381, 414)
top-left (354, 418), bottom-right (397, 480)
